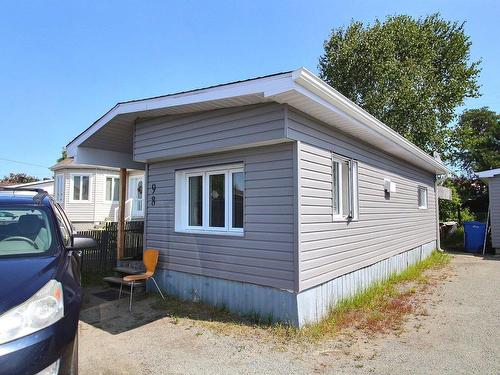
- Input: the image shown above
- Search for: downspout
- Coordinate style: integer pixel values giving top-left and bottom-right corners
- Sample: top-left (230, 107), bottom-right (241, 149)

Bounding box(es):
top-left (93, 168), bottom-right (97, 225)
top-left (435, 173), bottom-right (447, 252)
top-left (143, 163), bottom-right (149, 253)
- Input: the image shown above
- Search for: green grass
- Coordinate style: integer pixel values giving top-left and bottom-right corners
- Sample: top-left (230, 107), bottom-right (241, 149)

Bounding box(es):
top-left (149, 250), bottom-right (450, 343)
top-left (441, 227), bottom-right (464, 250)
top-left (273, 250), bottom-right (450, 342)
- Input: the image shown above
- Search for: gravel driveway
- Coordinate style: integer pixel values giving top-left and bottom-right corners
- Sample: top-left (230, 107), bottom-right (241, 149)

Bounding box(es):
top-left (79, 253), bottom-right (500, 375)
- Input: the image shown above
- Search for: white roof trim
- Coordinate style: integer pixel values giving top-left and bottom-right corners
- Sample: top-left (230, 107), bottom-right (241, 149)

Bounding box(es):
top-left (10, 179), bottom-right (54, 187)
top-left (67, 68), bottom-right (447, 174)
top-left (476, 168), bottom-right (500, 178)
top-left (289, 68), bottom-right (447, 174)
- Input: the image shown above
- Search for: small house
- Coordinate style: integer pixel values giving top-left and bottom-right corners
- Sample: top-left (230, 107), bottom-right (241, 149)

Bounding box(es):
top-left (50, 158), bottom-right (144, 230)
top-left (65, 68), bottom-right (447, 325)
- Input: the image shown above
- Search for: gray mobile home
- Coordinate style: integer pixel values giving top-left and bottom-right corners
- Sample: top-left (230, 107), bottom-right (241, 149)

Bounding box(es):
top-left (66, 68), bottom-right (447, 326)
top-left (477, 168), bottom-right (500, 254)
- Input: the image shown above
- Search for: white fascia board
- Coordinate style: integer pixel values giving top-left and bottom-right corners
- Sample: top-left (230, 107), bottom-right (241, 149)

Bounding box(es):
top-left (74, 147), bottom-right (145, 170)
top-left (290, 68), bottom-right (448, 174)
top-left (476, 168), bottom-right (500, 178)
top-left (10, 180), bottom-right (55, 187)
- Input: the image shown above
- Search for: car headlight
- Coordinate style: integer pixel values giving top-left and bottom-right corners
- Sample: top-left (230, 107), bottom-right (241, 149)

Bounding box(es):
top-left (0, 280), bottom-right (64, 345)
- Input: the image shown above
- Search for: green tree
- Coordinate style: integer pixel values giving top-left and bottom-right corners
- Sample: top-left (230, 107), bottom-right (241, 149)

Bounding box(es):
top-left (452, 107), bottom-right (500, 175)
top-left (319, 14), bottom-right (481, 155)
top-left (57, 148), bottom-right (68, 162)
top-left (1, 173), bottom-right (39, 184)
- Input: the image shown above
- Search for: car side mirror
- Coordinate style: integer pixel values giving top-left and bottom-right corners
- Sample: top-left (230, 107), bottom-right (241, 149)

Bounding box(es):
top-left (69, 235), bottom-right (96, 250)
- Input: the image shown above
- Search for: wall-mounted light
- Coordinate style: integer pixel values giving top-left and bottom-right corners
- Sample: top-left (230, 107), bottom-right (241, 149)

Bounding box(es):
top-left (384, 179), bottom-right (397, 197)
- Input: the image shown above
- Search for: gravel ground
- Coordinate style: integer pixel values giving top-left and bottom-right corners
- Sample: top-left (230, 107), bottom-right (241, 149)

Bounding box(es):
top-left (79, 253), bottom-right (500, 375)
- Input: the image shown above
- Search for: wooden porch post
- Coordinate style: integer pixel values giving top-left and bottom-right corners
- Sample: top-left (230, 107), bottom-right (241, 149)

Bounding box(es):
top-left (117, 168), bottom-right (127, 260)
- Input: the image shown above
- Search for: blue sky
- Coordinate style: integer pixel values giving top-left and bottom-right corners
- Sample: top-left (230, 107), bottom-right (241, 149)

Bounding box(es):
top-left (0, 1), bottom-right (498, 179)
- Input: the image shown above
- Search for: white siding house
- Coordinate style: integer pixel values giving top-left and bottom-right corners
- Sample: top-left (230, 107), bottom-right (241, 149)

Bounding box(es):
top-left (51, 158), bottom-right (144, 230)
top-left (64, 68), bottom-right (448, 325)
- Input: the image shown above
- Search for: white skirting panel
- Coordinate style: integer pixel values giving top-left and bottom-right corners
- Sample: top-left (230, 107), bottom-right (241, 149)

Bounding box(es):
top-left (150, 240), bottom-right (436, 327)
top-left (296, 240), bottom-right (436, 326)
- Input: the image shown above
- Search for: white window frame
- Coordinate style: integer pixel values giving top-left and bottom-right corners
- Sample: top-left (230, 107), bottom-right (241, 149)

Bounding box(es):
top-left (69, 173), bottom-right (92, 202)
top-left (54, 174), bottom-right (64, 203)
top-left (418, 186), bottom-right (428, 209)
top-left (332, 154), bottom-right (359, 221)
top-left (104, 175), bottom-right (120, 202)
top-left (128, 175), bottom-right (145, 216)
top-left (175, 163), bottom-right (244, 236)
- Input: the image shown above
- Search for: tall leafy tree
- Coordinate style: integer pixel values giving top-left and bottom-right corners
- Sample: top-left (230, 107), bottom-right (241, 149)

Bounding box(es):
top-left (452, 107), bottom-right (500, 175)
top-left (319, 14), bottom-right (481, 155)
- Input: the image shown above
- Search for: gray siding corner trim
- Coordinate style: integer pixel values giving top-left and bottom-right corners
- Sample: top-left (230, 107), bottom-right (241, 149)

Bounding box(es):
top-left (292, 140), bottom-right (301, 292)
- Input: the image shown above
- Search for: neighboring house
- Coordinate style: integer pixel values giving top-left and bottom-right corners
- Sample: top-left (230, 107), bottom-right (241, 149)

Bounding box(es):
top-left (9, 179), bottom-right (54, 195)
top-left (50, 158), bottom-right (144, 230)
top-left (476, 168), bottom-right (500, 254)
top-left (65, 68), bottom-right (447, 326)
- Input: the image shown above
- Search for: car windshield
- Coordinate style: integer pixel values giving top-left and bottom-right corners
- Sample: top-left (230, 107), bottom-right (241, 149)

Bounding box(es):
top-left (0, 206), bottom-right (55, 257)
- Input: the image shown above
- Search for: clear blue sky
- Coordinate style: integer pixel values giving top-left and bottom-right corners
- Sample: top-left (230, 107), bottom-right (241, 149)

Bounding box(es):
top-left (0, 1), bottom-right (498, 179)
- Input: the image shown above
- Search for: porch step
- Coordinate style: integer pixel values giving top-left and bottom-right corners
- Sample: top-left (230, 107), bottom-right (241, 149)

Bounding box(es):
top-left (112, 266), bottom-right (143, 276)
top-left (102, 276), bottom-right (146, 289)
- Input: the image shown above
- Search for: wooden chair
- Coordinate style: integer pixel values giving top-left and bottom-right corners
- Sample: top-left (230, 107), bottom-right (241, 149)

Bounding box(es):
top-left (118, 249), bottom-right (165, 310)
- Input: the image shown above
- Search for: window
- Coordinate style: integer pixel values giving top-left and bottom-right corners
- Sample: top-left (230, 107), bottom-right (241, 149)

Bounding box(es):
top-left (53, 203), bottom-right (71, 247)
top-left (175, 164), bottom-right (244, 234)
top-left (105, 176), bottom-right (120, 202)
top-left (0, 206), bottom-right (55, 257)
top-left (71, 174), bottom-right (90, 201)
top-left (418, 186), bottom-right (428, 209)
top-left (332, 154), bottom-right (358, 220)
top-left (55, 174), bottom-right (64, 202)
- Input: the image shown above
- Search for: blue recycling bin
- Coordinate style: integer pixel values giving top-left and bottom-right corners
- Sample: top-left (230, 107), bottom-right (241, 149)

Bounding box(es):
top-left (463, 221), bottom-right (487, 253)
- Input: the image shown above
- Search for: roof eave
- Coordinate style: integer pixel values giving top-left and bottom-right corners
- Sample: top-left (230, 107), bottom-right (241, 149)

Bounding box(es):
top-left (291, 68), bottom-right (448, 175)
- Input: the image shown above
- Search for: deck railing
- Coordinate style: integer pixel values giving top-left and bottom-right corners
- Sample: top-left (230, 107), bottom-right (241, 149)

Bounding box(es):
top-left (113, 198), bottom-right (134, 222)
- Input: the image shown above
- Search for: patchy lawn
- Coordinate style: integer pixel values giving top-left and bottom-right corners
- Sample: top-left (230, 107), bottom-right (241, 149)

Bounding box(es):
top-left (148, 250), bottom-right (450, 343)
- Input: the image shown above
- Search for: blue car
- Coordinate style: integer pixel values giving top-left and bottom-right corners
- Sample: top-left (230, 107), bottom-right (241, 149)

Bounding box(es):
top-left (0, 188), bottom-right (95, 375)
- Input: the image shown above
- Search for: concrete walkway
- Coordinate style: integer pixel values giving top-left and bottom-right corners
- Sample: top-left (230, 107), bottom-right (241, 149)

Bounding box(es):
top-left (337, 252), bottom-right (500, 374)
top-left (79, 253), bottom-right (500, 374)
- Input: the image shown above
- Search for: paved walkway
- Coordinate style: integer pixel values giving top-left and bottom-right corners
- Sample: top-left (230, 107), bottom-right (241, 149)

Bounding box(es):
top-left (340, 252), bottom-right (500, 374)
top-left (79, 253), bottom-right (500, 374)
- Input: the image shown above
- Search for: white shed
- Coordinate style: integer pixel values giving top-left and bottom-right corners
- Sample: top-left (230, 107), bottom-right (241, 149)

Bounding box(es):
top-left (476, 168), bottom-right (500, 254)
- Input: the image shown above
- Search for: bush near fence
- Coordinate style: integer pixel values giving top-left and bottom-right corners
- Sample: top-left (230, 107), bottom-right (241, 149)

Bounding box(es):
top-left (78, 221), bottom-right (144, 275)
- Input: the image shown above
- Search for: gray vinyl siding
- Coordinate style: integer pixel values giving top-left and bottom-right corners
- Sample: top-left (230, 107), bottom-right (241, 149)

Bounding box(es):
top-left (489, 176), bottom-right (500, 248)
top-left (145, 143), bottom-right (296, 291)
top-left (286, 109), bottom-right (437, 291)
top-left (134, 103), bottom-right (286, 162)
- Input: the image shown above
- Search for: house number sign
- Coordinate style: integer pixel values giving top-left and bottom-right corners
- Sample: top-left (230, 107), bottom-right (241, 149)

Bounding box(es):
top-left (151, 183), bottom-right (156, 206)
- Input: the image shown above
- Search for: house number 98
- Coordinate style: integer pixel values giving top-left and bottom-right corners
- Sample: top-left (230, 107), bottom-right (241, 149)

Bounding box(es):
top-left (151, 184), bottom-right (156, 206)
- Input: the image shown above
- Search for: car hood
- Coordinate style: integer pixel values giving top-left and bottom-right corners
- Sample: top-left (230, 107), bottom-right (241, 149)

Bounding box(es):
top-left (0, 256), bottom-right (59, 315)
